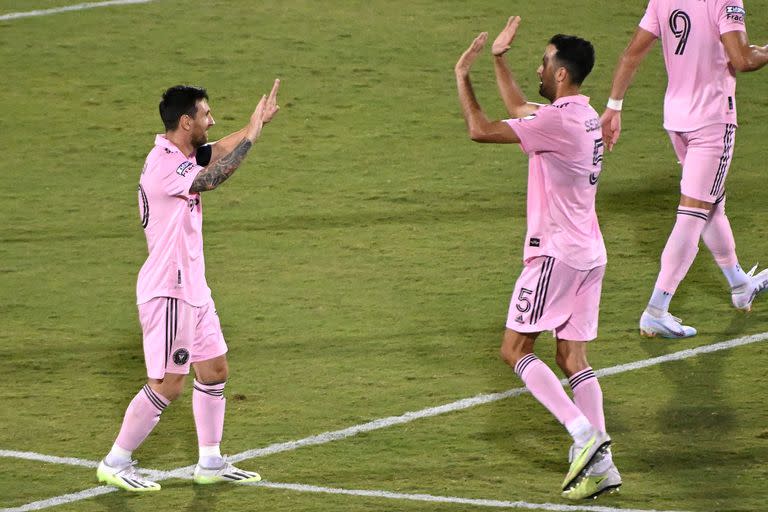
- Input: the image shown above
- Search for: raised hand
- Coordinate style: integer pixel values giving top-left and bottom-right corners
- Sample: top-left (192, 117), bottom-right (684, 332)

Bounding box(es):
top-left (455, 32), bottom-right (488, 76)
top-left (492, 16), bottom-right (521, 56)
top-left (245, 95), bottom-right (267, 141)
top-left (262, 78), bottom-right (281, 124)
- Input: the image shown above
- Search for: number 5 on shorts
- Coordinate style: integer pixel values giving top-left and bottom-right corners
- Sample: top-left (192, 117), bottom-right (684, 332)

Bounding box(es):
top-left (516, 288), bottom-right (533, 313)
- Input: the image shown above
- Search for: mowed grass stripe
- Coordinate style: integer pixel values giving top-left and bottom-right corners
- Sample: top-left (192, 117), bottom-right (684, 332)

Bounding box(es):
top-left (252, 481), bottom-right (690, 512)
top-left (2, 330), bottom-right (764, 512)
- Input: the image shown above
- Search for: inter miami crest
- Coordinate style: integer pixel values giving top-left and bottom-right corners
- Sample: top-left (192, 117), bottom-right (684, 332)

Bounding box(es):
top-left (173, 348), bottom-right (190, 365)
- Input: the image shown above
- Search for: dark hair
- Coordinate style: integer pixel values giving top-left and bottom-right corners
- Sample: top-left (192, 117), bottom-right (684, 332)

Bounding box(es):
top-left (548, 34), bottom-right (595, 86)
top-left (158, 85), bottom-right (208, 131)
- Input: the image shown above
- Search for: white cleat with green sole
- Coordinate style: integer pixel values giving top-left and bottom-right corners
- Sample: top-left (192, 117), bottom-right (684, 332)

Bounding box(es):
top-left (96, 459), bottom-right (161, 492)
top-left (193, 458), bottom-right (261, 485)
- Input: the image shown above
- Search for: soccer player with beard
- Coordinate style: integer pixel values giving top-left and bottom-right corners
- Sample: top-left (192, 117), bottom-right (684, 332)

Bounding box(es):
top-left (96, 81), bottom-right (280, 491)
top-left (455, 17), bottom-right (620, 500)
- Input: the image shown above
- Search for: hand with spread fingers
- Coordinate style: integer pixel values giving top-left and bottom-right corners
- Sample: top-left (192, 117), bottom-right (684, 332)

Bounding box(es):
top-left (455, 32), bottom-right (488, 77)
top-left (492, 16), bottom-right (521, 56)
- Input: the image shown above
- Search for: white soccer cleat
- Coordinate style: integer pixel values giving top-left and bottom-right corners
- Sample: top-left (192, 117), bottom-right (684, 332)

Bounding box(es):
top-left (96, 459), bottom-right (161, 492)
top-left (639, 311), bottom-right (696, 339)
top-left (193, 458), bottom-right (261, 485)
top-left (731, 264), bottom-right (768, 311)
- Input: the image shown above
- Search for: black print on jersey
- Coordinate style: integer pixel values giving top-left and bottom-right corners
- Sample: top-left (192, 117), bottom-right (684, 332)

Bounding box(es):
top-left (725, 6), bottom-right (745, 23)
top-left (176, 161), bottom-right (194, 177)
top-left (669, 10), bottom-right (691, 55)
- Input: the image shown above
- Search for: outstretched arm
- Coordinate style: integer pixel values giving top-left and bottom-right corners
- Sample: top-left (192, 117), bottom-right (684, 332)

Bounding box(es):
top-left (207, 127), bottom-right (248, 164)
top-left (455, 32), bottom-right (520, 144)
top-left (600, 28), bottom-right (657, 151)
top-left (721, 30), bottom-right (768, 72)
top-left (491, 16), bottom-right (539, 119)
top-left (190, 79), bottom-right (281, 193)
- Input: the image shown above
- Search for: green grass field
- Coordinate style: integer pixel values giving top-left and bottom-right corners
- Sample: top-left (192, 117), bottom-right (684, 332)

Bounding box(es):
top-left (2, 1), bottom-right (768, 511)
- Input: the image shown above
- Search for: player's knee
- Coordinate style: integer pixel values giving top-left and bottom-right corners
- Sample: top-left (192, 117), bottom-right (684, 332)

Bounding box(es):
top-left (149, 378), bottom-right (185, 402)
top-left (555, 350), bottom-right (588, 377)
top-left (499, 330), bottom-right (533, 367)
top-left (194, 355), bottom-right (229, 384)
top-left (201, 367), bottom-right (228, 384)
top-left (499, 340), bottom-right (524, 367)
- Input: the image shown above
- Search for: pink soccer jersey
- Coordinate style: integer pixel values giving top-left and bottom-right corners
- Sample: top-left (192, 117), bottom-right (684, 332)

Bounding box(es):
top-left (136, 135), bottom-right (211, 306)
top-left (505, 95), bottom-right (607, 271)
top-left (639, 0), bottom-right (747, 131)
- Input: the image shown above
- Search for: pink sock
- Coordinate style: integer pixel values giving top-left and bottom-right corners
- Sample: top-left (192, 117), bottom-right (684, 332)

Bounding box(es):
top-left (193, 380), bottom-right (226, 447)
top-left (702, 197), bottom-right (750, 289)
top-left (514, 354), bottom-right (583, 427)
top-left (115, 384), bottom-right (169, 452)
top-left (568, 367), bottom-right (605, 432)
top-left (654, 207), bottom-right (709, 294)
top-left (702, 199), bottom-right (737, 267)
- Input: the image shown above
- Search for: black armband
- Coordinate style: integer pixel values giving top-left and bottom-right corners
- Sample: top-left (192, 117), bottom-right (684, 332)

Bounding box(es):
top-left (195, 144), bottom-right (213, 166)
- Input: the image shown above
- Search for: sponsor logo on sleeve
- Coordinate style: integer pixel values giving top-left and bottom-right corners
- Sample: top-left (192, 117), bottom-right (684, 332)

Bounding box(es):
top-left (725, 6), bottom-right (746, 22)
top-left (529, 237), bottom-right (541, 247)
top-left (176, 161), bottom-right (195, 177)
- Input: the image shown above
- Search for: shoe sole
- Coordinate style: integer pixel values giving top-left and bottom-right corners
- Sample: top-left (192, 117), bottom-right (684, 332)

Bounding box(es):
top-left (586, 483), bottom-right (622, 500)
top-left (194, 474), bottom-right (262, 485)
top-left (562, 481), bottom-right (621, 501)
top-left (639, 328), bottom-right (695, 339)
top-left (97, 474), bottom-right (161, 492)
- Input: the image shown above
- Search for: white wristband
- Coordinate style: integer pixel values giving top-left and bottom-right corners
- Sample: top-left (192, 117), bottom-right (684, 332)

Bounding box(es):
top-left (607, 98), bottom-right (623, 111)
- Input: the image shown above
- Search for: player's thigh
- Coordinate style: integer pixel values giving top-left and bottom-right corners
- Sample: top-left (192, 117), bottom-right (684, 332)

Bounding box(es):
top-left (190, 300), bottom-right (228, 372)
top-left (554, 265), bottom-right (605, 342)
top-left (679, 123), bottom-right (736, 203)
top-left (506, 256), bottom-right (575, 334)
top-left (667, 130), bottom-right (688, 166)
top-left (138, 297), bottom-right (197, 379)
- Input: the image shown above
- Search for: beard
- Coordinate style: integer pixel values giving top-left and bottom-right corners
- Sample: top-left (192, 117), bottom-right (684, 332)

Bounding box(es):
top-left (190, 131), bottom-right (208, 149)
top-left (539, 81), bottom-right (554, 103)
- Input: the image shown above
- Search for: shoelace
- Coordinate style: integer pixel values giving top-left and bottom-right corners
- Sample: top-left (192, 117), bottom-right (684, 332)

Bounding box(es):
top-left (118, 460), bottom-right (144, 480)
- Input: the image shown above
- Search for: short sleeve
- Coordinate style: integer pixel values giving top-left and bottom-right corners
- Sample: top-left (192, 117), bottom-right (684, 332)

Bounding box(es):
top-left (504, 107), bottom-right (566, 154)
top-left (159, 153), bottom-right (204, 197)
top-left (638, 0), bottom-right (660, 37)
top-left (716, 0), bottom-right (747, 34)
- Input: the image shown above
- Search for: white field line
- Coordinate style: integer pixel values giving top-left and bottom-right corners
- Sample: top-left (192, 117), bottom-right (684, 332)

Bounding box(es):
top-left (252, 481), bottom-right (690, 512)
top-left (1, 488), bottom-right (115, 512)
top-left (0, 0), bottom-right (153, 21)
top-left (227, 330), bottom-right (768, 464)
top-left (2, 330), bottom-right (766, 512)
top-left (0, 478), bottom-right (688, 512)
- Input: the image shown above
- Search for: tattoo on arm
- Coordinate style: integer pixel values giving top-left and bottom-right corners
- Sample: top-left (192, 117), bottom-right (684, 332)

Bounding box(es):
top-left (189, 138), bottom-right (253, 193)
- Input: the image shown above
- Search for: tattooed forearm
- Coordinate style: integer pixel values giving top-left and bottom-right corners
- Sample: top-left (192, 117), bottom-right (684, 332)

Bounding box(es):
top-left (190, 138), bottom-right (253, 193)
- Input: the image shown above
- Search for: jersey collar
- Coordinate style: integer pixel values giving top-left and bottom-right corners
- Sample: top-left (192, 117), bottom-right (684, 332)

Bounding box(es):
top-left (154, 134), bottom-right (183, 154)
top-left (553, 94), bottom-right (590, 106)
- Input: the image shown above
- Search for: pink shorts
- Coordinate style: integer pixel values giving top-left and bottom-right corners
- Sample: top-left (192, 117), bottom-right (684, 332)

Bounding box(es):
top-left (137, 297), bottom-right (228, 379)
top-left (668, 123), bottom-right (736, 203)
top-left (506, 256), bottom-right (605, 341)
